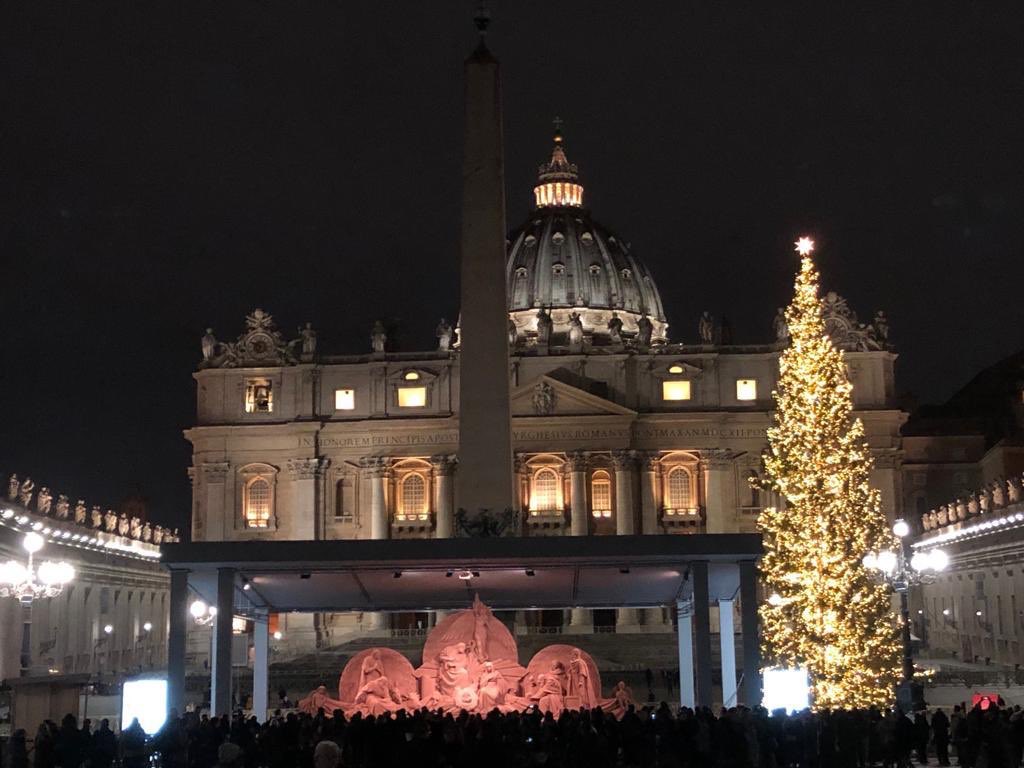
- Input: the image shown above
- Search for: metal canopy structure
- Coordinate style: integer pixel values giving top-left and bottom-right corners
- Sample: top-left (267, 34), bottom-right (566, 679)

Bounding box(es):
top-left (161, 534), bottom-right (763, 719)
top-left (164, 534), bottom-right (762, 614)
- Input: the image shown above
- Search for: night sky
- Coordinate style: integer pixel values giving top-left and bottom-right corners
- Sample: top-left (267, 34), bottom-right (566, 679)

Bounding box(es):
top-left (1, 2), bottom-right (1022, 528)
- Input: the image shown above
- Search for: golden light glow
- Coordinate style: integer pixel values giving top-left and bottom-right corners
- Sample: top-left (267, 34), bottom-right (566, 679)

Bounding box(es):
top-left (534, 181), bottom-right (583, 208)
top-left (758, 246), bottom-right (899, 709)
top-left (397, 386), bottom-right (426, 407)
top-left (244, 379), bottom-right (273, 413)
top-left (334, 388), bottom-right (355, 410)
top-left (668, 364), bottom-right (684, 374)
top-left (662, 380), bottom-right (692, 401)
top-left (735, 379), bottom-right (758, 401)
top-left (794, 236), bottom-right (815, 256)
top-left (403, 371), bottom-right (420, 381)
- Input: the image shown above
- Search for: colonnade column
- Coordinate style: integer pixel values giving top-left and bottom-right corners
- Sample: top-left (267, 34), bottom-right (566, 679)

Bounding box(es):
top-left (676, 598), bottom-right (695, 708)
top-left (719, 598), bottom-right (737, 707)
top-left (739, 559), bottom-right (762, 706)
top-left (692, 561), bottom-right (713, 707)
top-left (567, 451), bottom-right (592, 631)
top-left (252, 610), bottom-right (269, 722)
top-left (700, 449), bottom-right (736, 534)
top-left (167, 569), bottom-right (189, 716)
top-left (211, 567), bottom-right (235, 717)
top-left (431, 455), bottom-right (456, 538)
top-left (361, 458), bottom-right (389, 631)
top-left (612, 451), bottom-right (639, 629)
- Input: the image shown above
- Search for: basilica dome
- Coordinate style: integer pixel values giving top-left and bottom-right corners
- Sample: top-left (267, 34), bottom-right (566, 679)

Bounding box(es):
top-left (506, 128), bottom-right (668, 346)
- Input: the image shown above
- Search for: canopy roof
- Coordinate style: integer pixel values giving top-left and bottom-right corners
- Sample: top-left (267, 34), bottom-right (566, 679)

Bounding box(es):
top-left (163, 534), bottom-right (761, 614)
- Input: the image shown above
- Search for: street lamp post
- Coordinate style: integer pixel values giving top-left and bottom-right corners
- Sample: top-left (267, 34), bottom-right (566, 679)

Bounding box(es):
top-left (863, 518), bottom-right (950, 710)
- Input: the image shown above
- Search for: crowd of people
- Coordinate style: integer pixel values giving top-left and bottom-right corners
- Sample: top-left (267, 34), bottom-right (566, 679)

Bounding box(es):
top-left (7, 699), bottom-right (1024, 768)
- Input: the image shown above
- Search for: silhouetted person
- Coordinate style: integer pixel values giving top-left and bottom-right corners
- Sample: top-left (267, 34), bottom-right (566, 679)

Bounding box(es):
top-left (932, 708), bottom-right (951, 766)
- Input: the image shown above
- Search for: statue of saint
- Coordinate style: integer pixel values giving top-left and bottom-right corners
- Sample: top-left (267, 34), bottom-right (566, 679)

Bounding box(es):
top-left (529, 662), bottom-right (566, 715)
top-left (566, 648), bottom-right (592, 708)
top-left (299, 322), bottom-right (317, 357)
top-left (698, 311), bottom-right (715, 345)
top-left (117, 512), bottom-right (130, 536)
top-left (153, 526), bottom-right (164, 544)
top-left (535, 308), bottom-right (553, 345)
top-left (607, 312), bottom-right (623, 345)
top-left (435, 318), bottom-right (453, 351)
top-left (353, 675), bottom-right (402, 715)
top-left (567, 312), bottom-right (584, 348)
top-left (773, 307), bottom-right (789, 341)
top-left (370, 320), bottom-right (387, 353)
top-left (37, 487), bottom-right (52, 515)
top-left (873, 310), bottom-right (889, 343)
top-left (8, 474), bottom-right (18, 501)
top-left (91, 506), bottom-right (103, 528)
top-left (471, 595), bottom-right (492, 663)
top-left (130, 516), bottom-right (142, 539)
top-left (359, 649), bottom-right (385, 690)
top-left (602, 681), bottom-right (634, 719)
top-left (74, 500), bottom-right (87, 525)
top-left (508, 318), bottom-right (518, 348)
top-left (201, 328), bottom-right (218, 361)
top-left (637, 315), bottom-right (653, 348)
top-left (142, 522), bottom-right (153, 542)
top-left (55, 495), bottom-right (70, 519)
top-left (104, 509), bottom-right (118, 533)
top-left (19, 477), bottom-right (35, 507)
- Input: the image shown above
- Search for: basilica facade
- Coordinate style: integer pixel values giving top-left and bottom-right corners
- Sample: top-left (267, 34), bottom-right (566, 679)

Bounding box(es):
top-left (186, 132), bottom-right (904, 640)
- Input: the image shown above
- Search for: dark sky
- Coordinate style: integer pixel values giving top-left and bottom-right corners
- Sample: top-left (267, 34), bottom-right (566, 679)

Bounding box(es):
top-left (1, 2), bottom-right (1022, 528)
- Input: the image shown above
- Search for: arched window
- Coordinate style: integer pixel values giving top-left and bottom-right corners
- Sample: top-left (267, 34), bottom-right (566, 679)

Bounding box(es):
top-left (532, 469), bottom-right (559, 512)
top-left (244, 477), bottom-right (271, 528)
top-left (591, 470), bottom-right (612, 518)
top-left (666, 468), bottom-right (692, 511)
top-left (399, 474), bottom-right (426, 519)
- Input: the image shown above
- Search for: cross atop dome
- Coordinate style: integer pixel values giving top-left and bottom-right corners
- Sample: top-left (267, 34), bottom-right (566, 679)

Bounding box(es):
top-left (534, 119), bottom-right (583, 208)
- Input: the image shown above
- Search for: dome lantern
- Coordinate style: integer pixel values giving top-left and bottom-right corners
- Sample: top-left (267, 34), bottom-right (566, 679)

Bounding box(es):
top-left (533, 118), bottom-right (584, 208)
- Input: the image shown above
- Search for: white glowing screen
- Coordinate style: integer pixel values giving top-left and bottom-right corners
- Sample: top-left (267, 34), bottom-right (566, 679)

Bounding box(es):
top-left (762, 667), bottom-right (810, 713)
top-left (121, 678), bottom-right (168, 734)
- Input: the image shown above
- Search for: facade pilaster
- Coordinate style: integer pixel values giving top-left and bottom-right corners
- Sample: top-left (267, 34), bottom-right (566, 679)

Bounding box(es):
top-left (287, 457), bottom-right (326, 540)
top-left (612, 450), bottom-right (639, 628)
top-left (359, 458), bottom-right (390, 541)
top-left (431, 455), bottom-right (457, 538)
top-left (700, 449), bottom-right (736, 534)
top-left (201, 462), bottom-right (229, 540)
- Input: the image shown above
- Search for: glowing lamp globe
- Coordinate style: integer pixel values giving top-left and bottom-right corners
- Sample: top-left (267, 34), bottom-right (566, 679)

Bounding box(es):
top-left (22, 532), bottom-right (44, 554)
top-left (909, 552), bottom-right (930, 572)
top-left (0, 561), bottom-right (29, 586)
top-left (189, 600), bottom-right (208, 619)
top-left (875, 551), bottom-right (898, 574)
top-left (861, 553), bottom-right (878, 570)
top-left (929, 549), bottom-right (949, 571)
top-left (892, 519), bottom-right (910, 538)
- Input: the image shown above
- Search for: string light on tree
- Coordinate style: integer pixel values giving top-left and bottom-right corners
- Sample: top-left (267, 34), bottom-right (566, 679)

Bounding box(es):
top-left (757, 234), bottom-right (900, 709)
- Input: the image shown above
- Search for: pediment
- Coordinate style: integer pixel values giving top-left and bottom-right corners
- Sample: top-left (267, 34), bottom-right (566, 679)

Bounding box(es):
top-left (510, 374), bottom-right (636, 417)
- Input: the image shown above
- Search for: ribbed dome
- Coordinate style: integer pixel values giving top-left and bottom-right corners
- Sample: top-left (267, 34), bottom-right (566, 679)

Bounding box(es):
top-left (506, 126), bottom-right (668, 346)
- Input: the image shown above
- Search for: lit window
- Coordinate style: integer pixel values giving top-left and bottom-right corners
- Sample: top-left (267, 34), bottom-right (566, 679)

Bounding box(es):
top-left (335, 388), bottom-right (355, 410)
top-left (667, 364), bottom-right (684, 374)
top-left (399, 474), bottom-right (427, 520)
top-left (244, 478), bottom-right (271, 528)
top-left (736, 379), bottom-right (758, 401)
top-left (591, 471), bottom-right (612, 518)
top-left (404, 371), bottom-right (420, 381)
top-left (531, 468), bottom-right (559, 512)
top-left (662, 380), bottom-right (691, 401)
top-left (232, 616), bottom-right (247, 634)
top-left (666, 468), bottom-right (692, 511)
top-left (398, 387), bottom-right (426, 407)
top-left (244, 379), bottom-right (273, 413)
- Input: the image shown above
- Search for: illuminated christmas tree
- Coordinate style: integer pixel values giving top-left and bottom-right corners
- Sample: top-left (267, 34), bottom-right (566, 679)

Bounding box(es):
top-left (758, 237), bottom-right (900, 709)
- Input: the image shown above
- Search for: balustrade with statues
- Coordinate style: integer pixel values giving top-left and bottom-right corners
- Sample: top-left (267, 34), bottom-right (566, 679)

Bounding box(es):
top-left (920, 471), bottom-right (1024, 536)
top-left (297, 595), bottom-right (635, 719)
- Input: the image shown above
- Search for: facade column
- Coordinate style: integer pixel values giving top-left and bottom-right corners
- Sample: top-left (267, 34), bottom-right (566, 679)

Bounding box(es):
top-left (719, 598), bottom-right (737, 707)
top-left (287, 458), bottom-right (324, 540)
top-left (739, 559), bottom-right (762, 706)
top-left (872, 451), bottom-right (901, 525)
top-left (360, 458), bottom-right (389, 631)
top-left (167, 570), bottom-right (189, 715)
top-left (677, 598), bottom-right (695, 708)
top-left (641, 453), bottom-right (668, 627)
top-left (252, 610), bottom-right (269, 722)
top-left (567, 452), bottom-right (592, 631)
top-left (211, 568), bottom-right (235, 717)
top-left (700, 449), bottom-right (736, 534)
top-left (431, 455), bottom-right (456, 539)
top-left (692, 561), bottom-right (713, 707)
top-left (613, 451), bottom-right (640, 629)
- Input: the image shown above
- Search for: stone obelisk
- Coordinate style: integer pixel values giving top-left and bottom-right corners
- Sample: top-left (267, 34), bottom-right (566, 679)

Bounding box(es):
top-left (455, 13), bottom-right (514, 519)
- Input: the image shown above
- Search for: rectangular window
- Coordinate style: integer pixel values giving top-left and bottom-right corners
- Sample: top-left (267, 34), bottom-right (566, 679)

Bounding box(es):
top-left (662, 380), bottom-right (691, 401)
top-left (245, 378), bottom-right (273, 413)
top-left (335, 388), bottom-right (355, 410)
top-left (397, 386), bottom-right (426, 408)
top-left (735, 379), bottom-right (757, 401)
